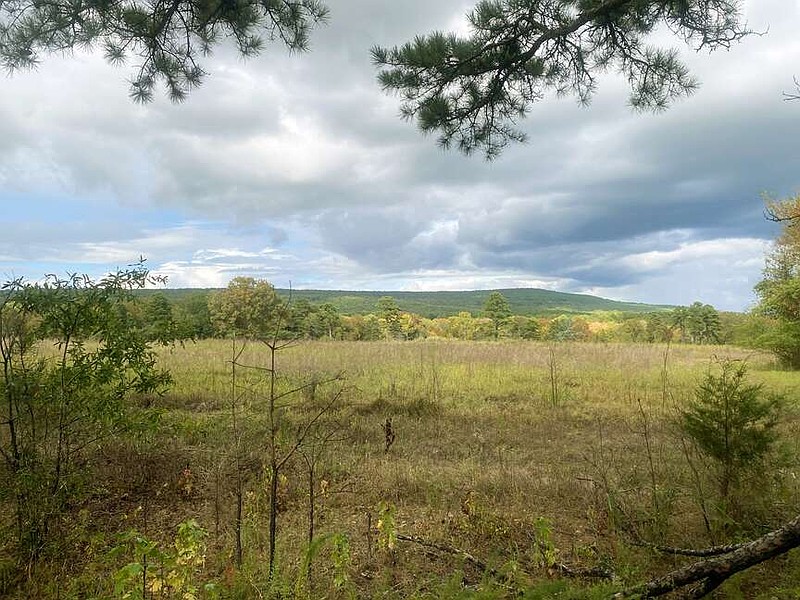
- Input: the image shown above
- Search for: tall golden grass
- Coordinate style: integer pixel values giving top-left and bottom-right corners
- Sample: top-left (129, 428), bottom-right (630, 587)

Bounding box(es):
top-left (7, 340), bottom-right (799, 598)
top-left (139, 340), bottom-right (799, 596)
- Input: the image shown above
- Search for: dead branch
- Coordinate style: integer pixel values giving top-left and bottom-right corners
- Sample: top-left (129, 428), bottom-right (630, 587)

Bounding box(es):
top-left (617, 513), bottom-right (800, 598)
top-left (629, 538), bottom-right (747, 558)
top-left (552, 562), bottom-right (615, 580)
top-left (396, 533), bottom-right (497, 577)
top-left (783, 76), bottom-right (800, 101)
top-left (396, 533), bottom-right (614, 581)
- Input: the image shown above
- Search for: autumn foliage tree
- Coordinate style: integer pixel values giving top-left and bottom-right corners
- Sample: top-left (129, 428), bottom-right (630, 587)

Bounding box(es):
top-left (754, 194), bottom-right (800, 367)
top-left (208, 276), bottom-right (286, 340)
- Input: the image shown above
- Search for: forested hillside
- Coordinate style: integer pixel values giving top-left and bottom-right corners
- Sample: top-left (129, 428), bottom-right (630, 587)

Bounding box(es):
top-left (139, 287), bottom-right (671, 318)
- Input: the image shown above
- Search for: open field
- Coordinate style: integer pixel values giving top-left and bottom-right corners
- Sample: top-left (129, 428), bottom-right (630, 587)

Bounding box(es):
top-left (6, 340), bottom-right (800, 598)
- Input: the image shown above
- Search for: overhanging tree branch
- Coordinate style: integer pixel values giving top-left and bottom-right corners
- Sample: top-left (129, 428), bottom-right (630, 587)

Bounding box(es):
top-left (373, 0), bottom-right (751, 158)
top-left (0, 0), bottom-right (328, 100)
top-left (781, 74), bottom-right (800, 100)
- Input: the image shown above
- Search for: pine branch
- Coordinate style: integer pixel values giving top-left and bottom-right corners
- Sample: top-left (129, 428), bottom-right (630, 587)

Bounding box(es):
top-left (374, 0), bottom-right (751, 158)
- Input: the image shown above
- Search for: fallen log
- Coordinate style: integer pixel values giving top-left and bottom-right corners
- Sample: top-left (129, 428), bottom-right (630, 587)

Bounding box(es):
top-left (617, 513), bottom-right (800, 598)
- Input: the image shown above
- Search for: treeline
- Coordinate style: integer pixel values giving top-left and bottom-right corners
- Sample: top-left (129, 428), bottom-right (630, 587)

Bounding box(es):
top-left (132, 277), bottom-right (749, 345)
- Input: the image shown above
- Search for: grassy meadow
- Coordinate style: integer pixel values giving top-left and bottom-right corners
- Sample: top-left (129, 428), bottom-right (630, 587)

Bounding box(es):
top-left (10, 339), bottom-right (800, 598)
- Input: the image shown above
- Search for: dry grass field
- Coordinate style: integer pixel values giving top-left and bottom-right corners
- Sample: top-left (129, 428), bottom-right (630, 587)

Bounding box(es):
top-left (8, 340), bottom-right (800, 598)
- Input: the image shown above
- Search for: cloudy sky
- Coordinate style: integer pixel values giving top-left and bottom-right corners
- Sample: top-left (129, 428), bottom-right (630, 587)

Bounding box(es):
top-left (2, 0), bottom-right (799, 311)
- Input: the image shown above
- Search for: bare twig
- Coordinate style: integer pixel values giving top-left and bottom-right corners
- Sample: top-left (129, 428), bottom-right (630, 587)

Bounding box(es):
top-left (396, 533), bottom-right (497, 577)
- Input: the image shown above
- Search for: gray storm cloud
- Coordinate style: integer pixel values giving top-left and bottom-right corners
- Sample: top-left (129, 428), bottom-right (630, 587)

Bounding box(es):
top-left (0, 0), bottom-right (797, 310)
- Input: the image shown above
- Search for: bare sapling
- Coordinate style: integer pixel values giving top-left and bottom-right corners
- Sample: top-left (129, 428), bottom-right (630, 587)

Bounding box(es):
top-left (228, 334), bottom-right (247, 566)
top-left (297, 391), bottom-right (350, 592)
top-left (256, 295), bottom-right (346, 582)
top-left (547, 344), bottom-right (560, 407)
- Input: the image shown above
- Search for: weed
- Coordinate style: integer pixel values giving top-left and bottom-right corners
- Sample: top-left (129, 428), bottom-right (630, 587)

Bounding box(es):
top-left (383, 417), bottom-right (397, 452)
top-left (377, 501), bottom-right (398, 552)
top-left (111, 519), bottom-right (217, 599)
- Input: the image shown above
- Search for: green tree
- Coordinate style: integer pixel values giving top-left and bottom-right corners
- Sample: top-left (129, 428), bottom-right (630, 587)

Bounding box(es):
top-left (723, 312), bottom-right (772, 348)
top-left (483, 291), bottom-right (512, 339)
top-left (376, 296), bottom-right (402, 340)
top-left (0, 0), bottom-right (328, 101)
top-left (372, 0), bottom-right (749, 158)
top-left (299, 301), bottom-right (341, 339)
top-left (0, 265), bottom-right (170, 563)
top-left (680, 360), bottom-right (781, 502)
top-left (685, 301), bottom-right (721, 344)
top-left (546, 314), bottom-right (576, 341)
top-left (144, 292), bottom-right (177, 344)
top-left (208, 277), bottom-right (285, 340)
top-left (670, 305), bottom-right (690, 342)
top-left (286, 298), bottom-right (316, 338)
top-left (644, 313), bottom-right (672, 343)
top-left (511, 315), bottom-right (541, 340)
top-left (172, 291), bottom-right (214, 339)
top-left (361, 314), bottom-right (383, 341)
top-left (316, 302), bottom-right (342, 340)
top-left (754, 194), bottom-right (800, 367)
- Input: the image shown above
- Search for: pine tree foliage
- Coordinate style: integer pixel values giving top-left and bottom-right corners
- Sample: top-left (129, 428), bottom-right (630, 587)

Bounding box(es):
top-left (0, 0), bottom-right (328, 101)
top-left (680, 360), bottom-right (781, 500)
top-left (482, 290), bottom-right (511, 338)
top-left (372, 0), bottom-right (750, 158)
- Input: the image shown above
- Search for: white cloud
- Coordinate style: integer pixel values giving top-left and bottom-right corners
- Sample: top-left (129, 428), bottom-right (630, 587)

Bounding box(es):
top-left (153, 262), bottom-right (243, 288)
top-left (0, 1), bottom-right (797, 310)
top-left (619, 238), bottom-right (770, 273)
top-left (588, 237), bottom-right (770, 310)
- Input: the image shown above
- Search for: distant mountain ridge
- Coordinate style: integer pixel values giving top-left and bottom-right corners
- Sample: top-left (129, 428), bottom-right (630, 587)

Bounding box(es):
top-left (275, 288), bottom-right (673, 317)
top-left (141, 287), bottom-right (673, 318)
top-left (138, 288), bottom-right (675, 318)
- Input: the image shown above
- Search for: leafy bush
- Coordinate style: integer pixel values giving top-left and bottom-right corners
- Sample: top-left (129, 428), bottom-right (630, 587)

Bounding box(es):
top-left (0, 265), bottom-right (170, 564)
top-left (112, 519), bottom-right (217, 599)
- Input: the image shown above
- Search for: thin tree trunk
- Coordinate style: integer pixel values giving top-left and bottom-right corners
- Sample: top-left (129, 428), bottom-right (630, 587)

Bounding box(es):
top-left (268, 459), bottom-right (278, 580)
top-left (267, 340), bottom-right (279, 582)
top-left (231, 336), bottom-right (243, 566)
top-left (307, 460), bottom-right (315, 588)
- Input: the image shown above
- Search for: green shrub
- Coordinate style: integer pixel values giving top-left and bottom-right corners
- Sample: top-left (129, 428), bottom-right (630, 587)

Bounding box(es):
top-left (680, 360), bottom-right (782, 501)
